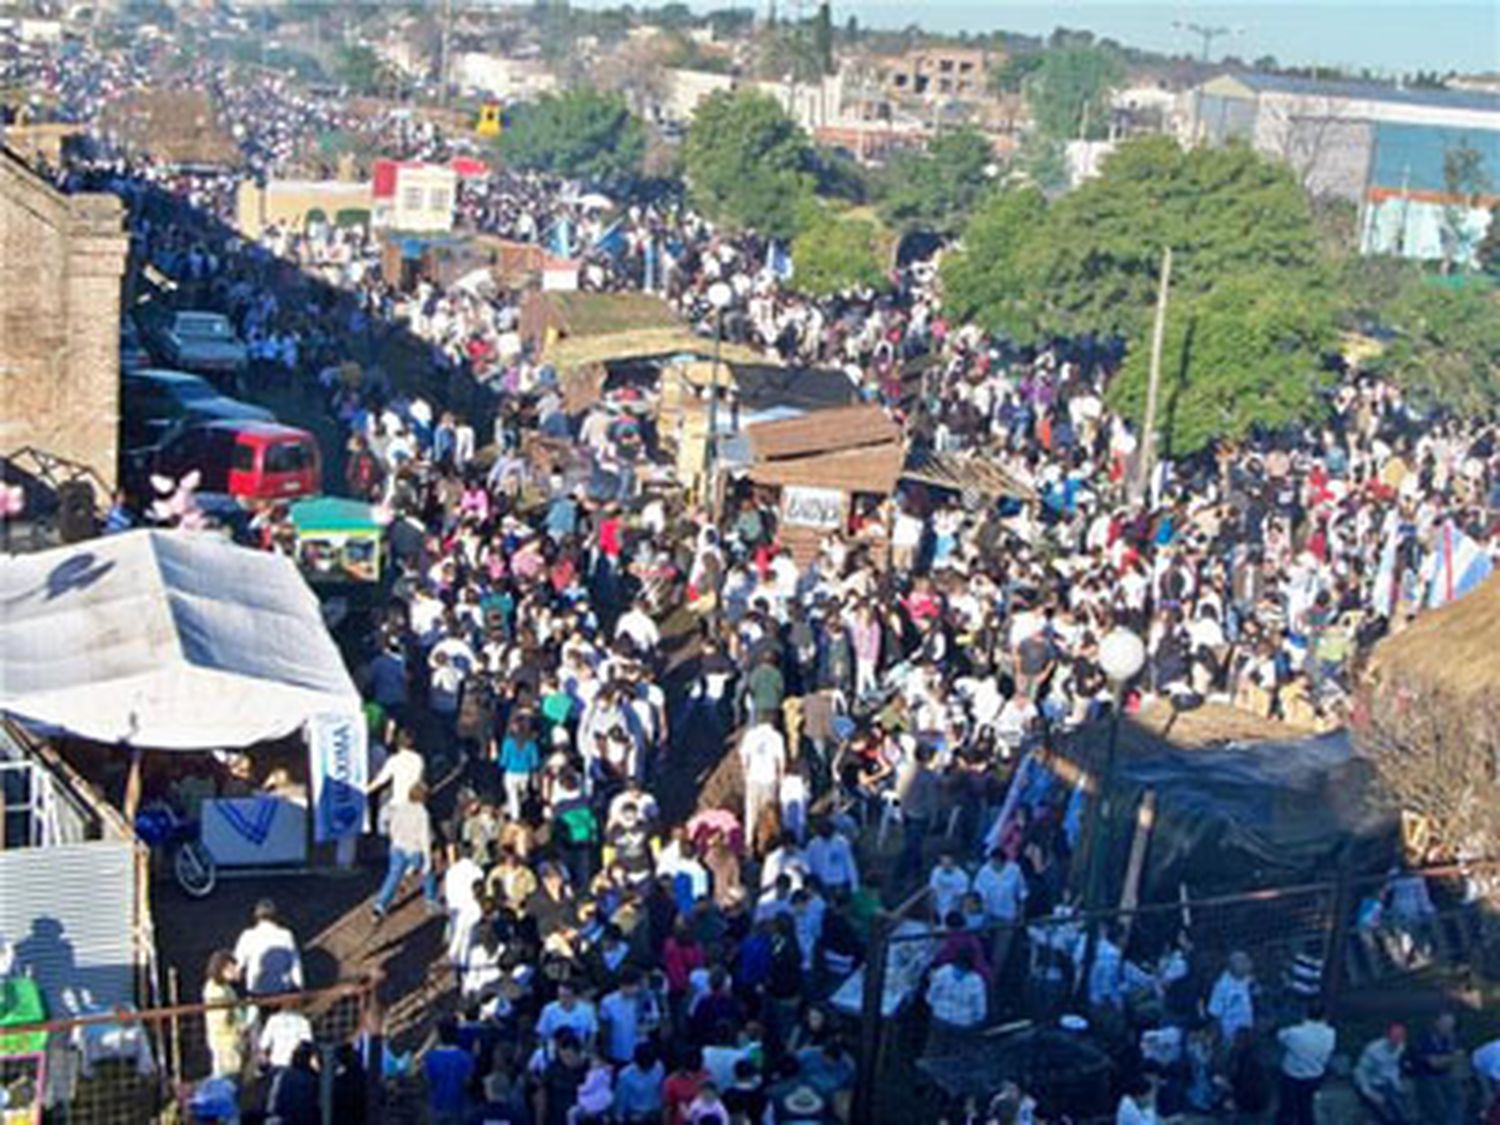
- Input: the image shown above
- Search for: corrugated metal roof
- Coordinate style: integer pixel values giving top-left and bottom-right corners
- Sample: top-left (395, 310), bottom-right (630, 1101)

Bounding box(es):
top-left (0, 841), bottom-right (140, 1015)
top-left (1370, 121), bottom-right (1500, 194)
top-left (748, 405), bottom-right (901, 462)
top-left (1232, 71), bottom-right (1500, 115)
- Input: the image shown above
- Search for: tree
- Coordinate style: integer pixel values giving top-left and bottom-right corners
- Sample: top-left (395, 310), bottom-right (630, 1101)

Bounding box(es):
top-left (1107, 270), bottom-right (1338, 455)
top-left (813, 2), bottom-right (834, 75)
top-left (989, 52), bottom-right (1043, 95)
top-left (333, 45), bottom-right (399, 97)
top-left (791, 205), bottom-right (889, 296)
top-left (498, 88), bottom-right (646, 187)
top-left (877, 127), bottom-right (994, 236)
top-left (939, 187), bottom-right (1048, 340)
top-left (683, 90), bottom-right (813, 238)
top-left (1440, 140), bottom-right (1490, 273)
top-left (1026, 44), bottom-right (1126, 140)
top-left (1477, 206), bottom-right (1500, 275)
top-left (1374, 281), bottom-right (1500, 409)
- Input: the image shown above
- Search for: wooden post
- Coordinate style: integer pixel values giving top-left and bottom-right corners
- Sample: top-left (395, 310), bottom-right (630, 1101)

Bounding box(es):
top-left (1322, 856), bottom-right (1356, 1013)
top-left (1118, 790), bottom-right (1157, 946)
top-left (1134, 245), bottom-right (1173, 504)
top-left (167, 967), bottom-right (182, 1092)
top-left (122, 745), bottom-right (144, 825)
top-left (851, 912), bottom-right (892, 1124)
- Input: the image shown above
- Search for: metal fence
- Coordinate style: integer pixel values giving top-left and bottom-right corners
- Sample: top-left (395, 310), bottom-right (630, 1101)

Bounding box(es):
top-left (0, 975), bottom-right (381, 1124)
top-left (850, 859), bottom-right (1500, 1122)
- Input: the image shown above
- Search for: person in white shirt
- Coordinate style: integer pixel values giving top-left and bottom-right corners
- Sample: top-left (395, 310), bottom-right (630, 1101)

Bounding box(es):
top-left (973, 850), bottom-right (1028, 925)
top-left (805, 819), bottom-right (859, 897)
top-left (1277, 1002), bottom-right (1336, 1124)
top-left (233, 899), bottom-right (304, 997)
top-left (535, 982), bottom-right (598, 1054)
top-left (927, 853), bottom-right (972, 923)
top-left (1115, 1077), bottom-right (1159, 1125)
top-left (367, 730), bottom-right (424, 811)
top-left (1207, 951), bottom-right (1256, 1043)
top-left (258, 1004), bottom-right (313, 1069)
top-left (738, 721), bottom-right (785, 844)
top-left (614, 599), bottom-right (661, 656)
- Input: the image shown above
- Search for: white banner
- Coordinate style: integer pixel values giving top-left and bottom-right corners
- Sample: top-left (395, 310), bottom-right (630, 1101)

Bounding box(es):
top-left (782, 485), bottom-right (845, 530)
top-left (202, 796), bottom-right (308, 867)
top-left (307, 712), bottom-right (369, 844)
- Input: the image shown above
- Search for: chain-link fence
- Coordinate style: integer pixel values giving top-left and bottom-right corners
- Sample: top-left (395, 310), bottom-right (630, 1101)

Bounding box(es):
top-left (0, 975), bottom-right (380, 1124)
top-left (850, 860), bottom-right (1500, 1122)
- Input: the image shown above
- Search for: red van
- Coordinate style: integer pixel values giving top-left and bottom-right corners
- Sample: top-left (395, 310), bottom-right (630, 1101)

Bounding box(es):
top-left (153, 420), bottom-right (322, 501)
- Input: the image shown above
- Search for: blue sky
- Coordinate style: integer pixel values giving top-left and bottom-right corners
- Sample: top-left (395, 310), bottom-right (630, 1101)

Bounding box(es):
top-left (670, 1), bottom-right (1500, 76)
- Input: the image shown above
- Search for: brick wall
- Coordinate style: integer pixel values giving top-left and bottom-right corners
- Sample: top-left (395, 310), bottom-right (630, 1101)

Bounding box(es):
top-left (1, 150), bottom-right (127, 492)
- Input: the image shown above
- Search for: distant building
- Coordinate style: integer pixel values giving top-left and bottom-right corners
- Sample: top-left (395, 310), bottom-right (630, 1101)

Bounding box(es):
top-left (879, 47), bottom-right (992, 102)
top-left (235, 179), bottom-right (374, 239)
top-left (660, 68), bottom-right (738, 123)
top-left (1193, 72), bottom-right (1500, 264)
top-left (371, 159), bottom-right (457, 233)
top-left (0, 148), bottom-right (127, 491)
top-left (453, 52), bottom-right (558, 102)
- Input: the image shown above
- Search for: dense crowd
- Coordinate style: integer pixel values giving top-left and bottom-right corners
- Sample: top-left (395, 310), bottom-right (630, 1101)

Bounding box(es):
top-left (16, 36), bottom-right (1500, 1125)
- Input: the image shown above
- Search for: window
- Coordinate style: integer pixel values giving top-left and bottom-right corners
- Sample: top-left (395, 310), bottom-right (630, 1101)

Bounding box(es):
top-left (938, 58), bottom-right (954, 72)
top-left (428, 188), bottom-right (450, 212)
top-left (401, 186), bottom-right (423, 212)
top-left (230, 442), bottom-right (256, 473)
top-left (264, 442), bottom-right (310, 474)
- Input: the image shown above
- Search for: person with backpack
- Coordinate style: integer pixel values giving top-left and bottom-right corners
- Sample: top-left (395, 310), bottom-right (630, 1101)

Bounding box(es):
top-left (552, 769), bottom-right (600, 887)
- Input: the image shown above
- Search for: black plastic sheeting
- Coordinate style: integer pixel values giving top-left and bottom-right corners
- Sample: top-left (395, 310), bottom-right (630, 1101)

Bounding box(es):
top-left (1053, 731), bottom-right (1400, 904)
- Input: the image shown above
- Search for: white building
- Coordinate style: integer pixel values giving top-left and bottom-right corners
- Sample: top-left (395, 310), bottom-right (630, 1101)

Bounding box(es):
top-left (453, 52), bottom-right (558, 102)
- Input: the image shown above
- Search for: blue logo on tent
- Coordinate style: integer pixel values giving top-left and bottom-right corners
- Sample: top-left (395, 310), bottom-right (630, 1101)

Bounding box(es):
top-left (215, 798), bottom-right (277, 847)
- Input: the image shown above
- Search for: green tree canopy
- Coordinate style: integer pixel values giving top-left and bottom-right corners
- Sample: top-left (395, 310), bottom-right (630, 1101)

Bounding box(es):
top-left (791, 204), bottom-right (890, 297)
top-left (943, 136), bottom-right (1341, 453)
top-left (683, 90), bottom-right (813, 238)
top-left (877, 127), bottom-right (994, 236)
top-left (498, 88), bottom-right (646, 187)
top-left (1107, 271), bottom-right (1338, 455)
top-left (938, 187), bottom-right (1047, 339)
top-left (1372, 281), bottom-right (1500, 409)
top-left (1026, 44), bottom-right (1126, 141)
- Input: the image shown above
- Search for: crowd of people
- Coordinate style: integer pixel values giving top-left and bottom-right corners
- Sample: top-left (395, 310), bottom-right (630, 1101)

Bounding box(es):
top-left (12, 32), bottom-right (1500, 1125)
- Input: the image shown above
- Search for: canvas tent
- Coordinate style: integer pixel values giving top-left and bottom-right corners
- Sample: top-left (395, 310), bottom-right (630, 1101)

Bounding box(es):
top-left (0, 530), bottom-right (360, 749)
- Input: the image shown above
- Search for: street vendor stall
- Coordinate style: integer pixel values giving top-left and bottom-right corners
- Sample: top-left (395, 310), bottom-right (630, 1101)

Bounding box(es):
top-left (0, 531), bottom-right (368, 870)
top-left (289, 496), bottom-right (384, 584)
top-left (741, 405), bottom-right (905, 564)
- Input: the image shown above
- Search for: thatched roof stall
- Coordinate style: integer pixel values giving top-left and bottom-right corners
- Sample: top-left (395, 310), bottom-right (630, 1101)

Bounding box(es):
top-left (1354, 575), bottom-right (1500, 857)
top-left (902, 448), bottom-right (1039, 504)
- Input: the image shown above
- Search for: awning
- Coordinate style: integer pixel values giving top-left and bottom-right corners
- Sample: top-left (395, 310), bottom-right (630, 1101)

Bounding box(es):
top-left (0, 530), bottom-right (360, 750)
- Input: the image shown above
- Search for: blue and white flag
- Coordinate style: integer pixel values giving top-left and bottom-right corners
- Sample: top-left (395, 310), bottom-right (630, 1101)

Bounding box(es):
top-left (591, 219), bottom-right (626, 259)
top-left (1372, 522), bottom-right (1401, 619)
top-left (546, 216), bottom-right (573, 259)
top-left (308, 712), bottom-right (368, 843)
top-left (1425, 520), bottom-right (1493, 609)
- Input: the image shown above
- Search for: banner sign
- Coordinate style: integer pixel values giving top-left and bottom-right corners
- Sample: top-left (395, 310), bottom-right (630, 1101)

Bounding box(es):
top-left (202, 796), bottom-right (307, 866)
top-left (308, 712), bottom-right (368, 844)
top-left (782, 485), bottom-right (845, 530)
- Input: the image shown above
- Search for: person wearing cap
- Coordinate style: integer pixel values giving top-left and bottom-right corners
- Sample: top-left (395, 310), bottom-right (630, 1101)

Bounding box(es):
top-left (1355, 1023), bottom-right (1414, 1124)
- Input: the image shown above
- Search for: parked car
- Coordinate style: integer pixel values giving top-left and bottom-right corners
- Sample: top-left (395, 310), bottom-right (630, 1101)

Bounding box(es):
top-left (148, 311), bottom-right (248, 378)
top-left (121, 369), bottom-right (275, 467)
top-left (120, 317), bottom-right (151, 372)
top-left (152, 420), bottom-right (322, 501)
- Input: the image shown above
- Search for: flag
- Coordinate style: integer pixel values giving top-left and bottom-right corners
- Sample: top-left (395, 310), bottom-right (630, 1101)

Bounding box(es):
top-left (643, 237), bottom-right (659, 293)
top-left (1372, 522), bottom-right (1400, 618)
top-left (1425, 520), bottom-right (1493, 609)
top-left (546, 216), bottom-right (573, 258)
top-left (591, 219), bottom-right (625, 259)
top-left (767, 239), bottom-right (793, 280)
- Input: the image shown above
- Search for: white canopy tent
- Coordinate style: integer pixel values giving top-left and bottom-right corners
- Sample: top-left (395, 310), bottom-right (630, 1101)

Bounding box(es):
top-left (0, 529), bottom-right (360, 749)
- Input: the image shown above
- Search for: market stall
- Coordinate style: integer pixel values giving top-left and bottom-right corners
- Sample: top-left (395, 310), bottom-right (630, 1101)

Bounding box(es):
top-left (0, 530), bottom-right (368, 869)
top-left (289, 496), bottom-right (384, 584)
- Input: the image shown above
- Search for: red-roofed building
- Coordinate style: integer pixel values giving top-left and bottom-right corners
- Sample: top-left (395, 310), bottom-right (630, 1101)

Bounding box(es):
top-left (370, 159), bottom-right (458, 233)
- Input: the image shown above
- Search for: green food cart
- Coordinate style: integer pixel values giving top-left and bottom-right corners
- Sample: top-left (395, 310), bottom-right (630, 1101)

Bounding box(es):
top-left (0, 977), bottom-right (46, 1125)
top-left (289, 497), bottom-right (384, 584)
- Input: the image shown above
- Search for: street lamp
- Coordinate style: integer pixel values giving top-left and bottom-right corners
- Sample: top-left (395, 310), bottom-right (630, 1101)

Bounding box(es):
top-left (705, 281), bottom-right (734, 495)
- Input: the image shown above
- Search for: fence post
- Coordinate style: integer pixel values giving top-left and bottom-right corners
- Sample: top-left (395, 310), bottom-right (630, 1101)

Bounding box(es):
top-left (852, 911), bottom-right (892, 1124)
top-left (1322, 857), bottom-right (1356, 1012)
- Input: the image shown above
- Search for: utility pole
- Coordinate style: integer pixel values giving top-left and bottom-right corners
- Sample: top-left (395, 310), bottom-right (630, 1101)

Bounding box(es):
top-left (439, 0), bottom-right (454, 108)
top-left (1134, 245), bottom-right (1172, 504)
top-left (1174, 21), bottom-right (1240, 145)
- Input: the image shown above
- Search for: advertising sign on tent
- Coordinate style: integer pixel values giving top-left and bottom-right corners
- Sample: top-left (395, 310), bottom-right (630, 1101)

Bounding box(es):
top-left (308, 712), bottom-right (368, 844)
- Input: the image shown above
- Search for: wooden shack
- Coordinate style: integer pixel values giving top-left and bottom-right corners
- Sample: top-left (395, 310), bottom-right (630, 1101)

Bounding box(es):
top-left (745, 405), bottom-right (904, 563)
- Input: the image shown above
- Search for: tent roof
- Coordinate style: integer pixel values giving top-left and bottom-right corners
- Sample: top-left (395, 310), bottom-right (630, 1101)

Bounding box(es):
top-left (0, 530), bottom-right (359, 750)
top-left (290, 496), bottom-right (380, 534)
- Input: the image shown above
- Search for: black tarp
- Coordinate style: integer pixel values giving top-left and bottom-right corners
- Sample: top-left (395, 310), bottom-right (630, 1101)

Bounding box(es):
top-left (1029, 728), bottom-right (1399, 905)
